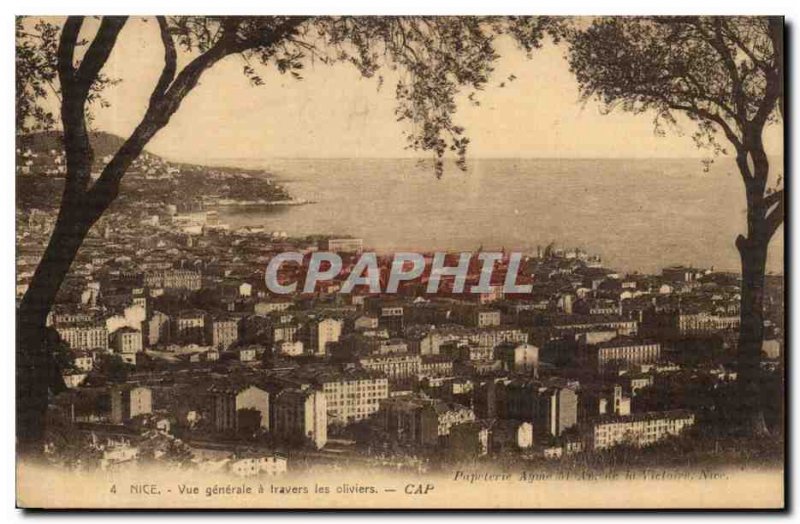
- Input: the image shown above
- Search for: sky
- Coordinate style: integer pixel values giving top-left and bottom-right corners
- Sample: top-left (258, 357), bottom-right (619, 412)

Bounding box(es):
top-left (59, 17), bottom-right (783, 163)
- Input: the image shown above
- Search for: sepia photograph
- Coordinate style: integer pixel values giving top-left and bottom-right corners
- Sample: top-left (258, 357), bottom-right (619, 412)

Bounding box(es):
top-left (13, 8), bottom-right (786, 510)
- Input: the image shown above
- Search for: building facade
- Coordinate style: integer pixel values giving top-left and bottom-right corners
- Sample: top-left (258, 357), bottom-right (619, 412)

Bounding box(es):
top-left (317, 372), bottom-right (390, 426)
top-left (592, 410), bottom-right (695, 449)
top-left (173, 310), bottom-right (206, 344)
top-left (272, 388), bottom-right (328, 449)
top-left (209, 384), bottom-right (270, 433)
top-left (110, 386), bottom-right (152, 424)
top-left (593, 338), bottom-right (661, 373)
top-left (303, 318), bottom-right (343, 355)
top-left (56, 323), bottom-right (108, 351)
top-left (359, 354), bottom-right (422, 380)
top-left (144, 269), bottom-right (202, 291)
top-left (207, 318), bottom-right (240, 350)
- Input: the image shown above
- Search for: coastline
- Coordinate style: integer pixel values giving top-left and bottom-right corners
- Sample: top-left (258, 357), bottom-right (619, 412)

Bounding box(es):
top-left (213, 198), bottom-right (315, 207)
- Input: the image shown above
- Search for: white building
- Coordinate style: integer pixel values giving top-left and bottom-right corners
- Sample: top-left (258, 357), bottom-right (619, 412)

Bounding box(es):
top-left (321, 238), bottom-right (363, 253)
top-left (229, 454), bottom-right (287, 477)
top-left (359, 353), bottom-right (422, 380)
top-left (592, 410), bottom-right (695, 450)
top-left (304, 318), bottom-right (343, 355)
top-left (315, 370), bottom-right (389, 426)
top-left (112, 327), bottom-right (143, 364)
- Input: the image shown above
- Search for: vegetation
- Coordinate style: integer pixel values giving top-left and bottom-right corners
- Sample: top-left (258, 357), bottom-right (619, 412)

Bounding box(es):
top-left (16, 16), bottom-right (552, 452)
top-left (565, 17), bottom-right (783, 433)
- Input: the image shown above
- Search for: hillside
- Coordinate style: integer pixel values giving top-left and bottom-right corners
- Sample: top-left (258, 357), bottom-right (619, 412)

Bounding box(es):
top-left (16, 131), bottom-right (291, 211)
top-left (17, 131), bottom-right (130, 160)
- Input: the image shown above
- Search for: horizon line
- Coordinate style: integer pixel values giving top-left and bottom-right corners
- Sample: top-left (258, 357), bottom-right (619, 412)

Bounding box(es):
top-left (164, 154), bottom-right (784, 164)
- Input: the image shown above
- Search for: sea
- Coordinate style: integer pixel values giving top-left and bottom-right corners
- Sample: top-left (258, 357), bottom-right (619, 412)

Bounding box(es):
top-left (209, 157), bottom-right (784, 275)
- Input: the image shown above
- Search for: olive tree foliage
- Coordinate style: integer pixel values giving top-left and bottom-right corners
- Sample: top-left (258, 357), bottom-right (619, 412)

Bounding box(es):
top-left (16, 18), bottom-right (59, 133)
top-left (15, 15), bottom-right (554, 451)
top-left (568, 17), bottom-right (782, 158)
top-left (16, 17), bottom-right (117, 134)
top-left (563, 16), bottom-right (783, 430)
top-left (16, 16), bottom-right (555, 176)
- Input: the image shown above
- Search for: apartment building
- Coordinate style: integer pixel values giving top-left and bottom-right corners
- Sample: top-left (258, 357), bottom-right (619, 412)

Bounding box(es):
top-left (592, 410), bottom-right (695, 449)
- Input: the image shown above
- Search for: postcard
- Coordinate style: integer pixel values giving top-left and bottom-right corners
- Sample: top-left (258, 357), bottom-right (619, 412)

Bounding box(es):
top-left (15, 15), bottom-right (785, 509)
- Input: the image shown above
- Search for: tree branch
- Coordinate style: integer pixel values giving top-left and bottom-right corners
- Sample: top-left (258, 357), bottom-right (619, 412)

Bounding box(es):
top-left (665, 100), bottom-right (743, 151)
top-left (57, 17), bottom-right (95, 201)
top-left (767, 17), bottom-right (784, 119)
top-left (750, 17), bottom-right (784, 126)
top-left (764, 188), bottom-right (783, 209)
top-left (56, 17), bottom-right (83, 90)
top-left (723, 21), bottom-right (771, 73)
top-left (228, 16), bottom-right (310, 53)
top-left (709, 18), bottom-right (748, 125)
top-left (87, 16), bottom-right (312, 217)
top-left (751, 71), bottom-right (781, 130)
top-left (765, 197), bottom-right (784, 239)
top-left (73, 17), bottom-right (127, 96)
top-left (150, 16), bottom-right (177, 105)
top-left (86, 23), bottom-right (237, 211)
top-left (677, 69), bottom-right (739, 123)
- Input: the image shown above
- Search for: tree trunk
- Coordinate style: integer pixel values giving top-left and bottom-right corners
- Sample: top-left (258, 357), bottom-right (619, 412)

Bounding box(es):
top-left (17, 205), bottom-right (94, 455)
top-left (730, 131), bottom-right (780, 437)
top-left (735, 229), bottom-right (769, 436)
top-left (16, 14), bottom-right (235, 456)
